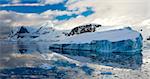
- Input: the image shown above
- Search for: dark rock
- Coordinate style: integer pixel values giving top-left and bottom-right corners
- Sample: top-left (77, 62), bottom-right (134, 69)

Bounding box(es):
top-left (17, 26), bottom-right (29, 34)
top-left (65, 24), bottom-right (101, 36)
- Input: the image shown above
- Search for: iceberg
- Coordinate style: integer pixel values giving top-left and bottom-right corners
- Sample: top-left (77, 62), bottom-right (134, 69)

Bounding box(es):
top-left (49, 27), bottom-right (143, 54)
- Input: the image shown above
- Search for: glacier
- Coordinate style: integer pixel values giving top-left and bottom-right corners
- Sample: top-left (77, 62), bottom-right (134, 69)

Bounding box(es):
top-left (49, 27), bottom-right (143, 55)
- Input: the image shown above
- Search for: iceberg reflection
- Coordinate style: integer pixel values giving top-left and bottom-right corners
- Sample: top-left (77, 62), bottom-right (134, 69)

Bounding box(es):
top-left (50, 49), bottom-right (143, 69)
top-left (0, 41), bottom-right (143, 69)
top-left (16, 41), bottom-right (143, 69)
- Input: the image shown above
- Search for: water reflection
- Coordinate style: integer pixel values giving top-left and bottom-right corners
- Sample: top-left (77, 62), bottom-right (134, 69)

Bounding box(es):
top-left (16, 41), bottom-right (51, 54)
top-left (0, 41), bottom-right (50, 68)
top-left (17, 41), bottom-right (35, 54)
top-left (50, 49), bottom-right (143, 69)
top-left (0, 40), bottom-right (50, 55)
top-left (0, 40), bottom-right (143, 69)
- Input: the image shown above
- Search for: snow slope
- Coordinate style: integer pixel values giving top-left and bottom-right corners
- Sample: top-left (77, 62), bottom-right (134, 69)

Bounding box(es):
top-left (56, 27), bottom-right (141, 44)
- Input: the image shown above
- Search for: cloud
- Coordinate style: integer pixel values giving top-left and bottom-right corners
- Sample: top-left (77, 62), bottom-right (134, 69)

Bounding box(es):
top-left (66, 0), bottom-right (83, 5)
top-left (55, 0), bottom-right (149, 29)
top-left (0, 0), bottom-right (66, 6)
top-left (11, 0), bottom-right (20, 4)
top-left (40, 0), bottom-right (66, 5)
top-left (0, 10), bottom-right (51, 39)
top-left (0, 11), bottom-right (51, 26)
top-left (0, 0), bottom-right (149, 33)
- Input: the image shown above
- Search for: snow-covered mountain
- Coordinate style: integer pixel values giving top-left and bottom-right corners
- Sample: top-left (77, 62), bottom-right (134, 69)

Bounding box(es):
top-left (33, 23), bottom-right (103, 42)
top-left (7, 22), bottom-right (146, 53)
top-left (8, 21), bottom-right (56, 41)
top-left (8, 22), bottom-right (103, 42)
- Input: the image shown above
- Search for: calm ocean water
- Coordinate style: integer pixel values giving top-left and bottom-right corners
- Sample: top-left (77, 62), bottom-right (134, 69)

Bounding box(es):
top-left (1, 40), bottom-right (148, 79)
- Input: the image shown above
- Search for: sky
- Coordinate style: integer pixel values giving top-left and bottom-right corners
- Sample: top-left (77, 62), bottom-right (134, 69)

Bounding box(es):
top-left (0, 0), bottom-right (150, 39)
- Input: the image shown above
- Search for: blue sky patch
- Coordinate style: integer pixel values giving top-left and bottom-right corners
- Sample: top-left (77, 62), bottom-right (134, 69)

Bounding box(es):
top-left (0, 0), bottom-right (68, 4)
top-left (81, 7), bottom-right (94, 17)
top-left (0, 0), bottom-right (10, 4)
top-left (55, 14), bottom-right (78, 20)
top-left (0, 4), bottom-right (67, 13)
top-left (0, 0), bottom-right (68, 13)
top-left (20, 0), bottom-right (40, 4)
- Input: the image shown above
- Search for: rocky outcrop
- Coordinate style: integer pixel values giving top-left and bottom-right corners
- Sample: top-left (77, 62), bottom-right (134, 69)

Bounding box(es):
top-left (64, 24), bottom-right (101, 36)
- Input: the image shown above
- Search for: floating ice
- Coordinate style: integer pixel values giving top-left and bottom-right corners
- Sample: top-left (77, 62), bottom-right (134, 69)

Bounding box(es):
top-left (50, 27), bottom-right (143, 53)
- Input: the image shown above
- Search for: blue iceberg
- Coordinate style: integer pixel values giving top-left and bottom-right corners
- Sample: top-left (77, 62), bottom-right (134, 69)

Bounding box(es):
top-left (50, 27), bottom-right (143, 54)
top-left (49, 27), bottom-right (143, 69)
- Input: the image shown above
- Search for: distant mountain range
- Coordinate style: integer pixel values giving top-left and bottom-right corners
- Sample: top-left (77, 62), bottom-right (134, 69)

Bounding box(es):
top-left (8, 23), bottom-right (102, 41)
top-left (8, 21), bottom-right (55, 40)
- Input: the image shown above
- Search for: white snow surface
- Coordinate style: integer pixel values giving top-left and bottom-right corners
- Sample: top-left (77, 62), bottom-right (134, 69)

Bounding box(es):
top-left (56, 27), bottom-right (140, 44)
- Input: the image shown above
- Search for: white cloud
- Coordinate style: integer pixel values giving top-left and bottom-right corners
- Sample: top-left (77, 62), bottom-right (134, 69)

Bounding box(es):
top-left (0, 4), bottom-right (44, 7)
top-left (40, 0), bottom-right (65, 4)
top-left (0, 0), bottom-right (65, 6)
top-left (66, 0), bottom-right (81, 5)
top-left (41, 10), bottom-right (73, 17)
top-left (56, 0), bottom-right (149, 28)
top-left (11, 0), bottom-right (20, 4)
top-left (0, 0), bottom-right (149, 31)
top-left (0, 11), bottom-right (51, 27)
